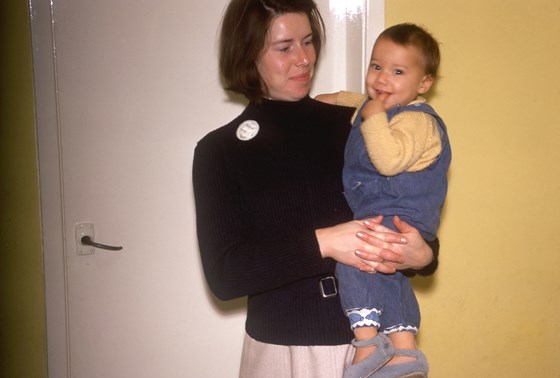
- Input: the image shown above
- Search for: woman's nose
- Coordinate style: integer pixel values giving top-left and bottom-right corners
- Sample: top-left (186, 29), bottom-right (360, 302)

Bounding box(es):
top-left (295, 46), bottom-right (311, 66)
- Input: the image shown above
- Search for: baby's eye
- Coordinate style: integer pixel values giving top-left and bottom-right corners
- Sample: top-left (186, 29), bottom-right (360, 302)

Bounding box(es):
top-left (370, 63), bottom-right (381, 70)
top-left (394, 69), bottom-right (403, 75)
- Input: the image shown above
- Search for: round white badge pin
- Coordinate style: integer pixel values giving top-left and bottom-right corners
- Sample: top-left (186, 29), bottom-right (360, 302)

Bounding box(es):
top-left (236, 120), bottom-right (260, 141)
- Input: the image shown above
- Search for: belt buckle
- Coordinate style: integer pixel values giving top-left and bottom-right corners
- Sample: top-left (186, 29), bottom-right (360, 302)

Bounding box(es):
top-left (319, 276), bottom-right (337, 298)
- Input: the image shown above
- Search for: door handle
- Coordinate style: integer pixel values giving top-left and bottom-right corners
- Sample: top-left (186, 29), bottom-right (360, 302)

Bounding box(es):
top-left (81, 235), bottom-right (123, 251)
top-left (75, 222), bottom-right (123, 255)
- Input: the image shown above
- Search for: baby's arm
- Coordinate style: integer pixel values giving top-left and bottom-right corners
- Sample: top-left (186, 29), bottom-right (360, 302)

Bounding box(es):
top-left (315, 91), bottom-right (368, 108)
top-left (362, 108), bottom-right (440, 176)
top-left (314, 92), bottom-right (338, 104)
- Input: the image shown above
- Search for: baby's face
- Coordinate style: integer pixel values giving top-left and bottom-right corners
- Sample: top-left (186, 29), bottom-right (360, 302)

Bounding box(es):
top-left (365, 38), bottom-right (433, 109)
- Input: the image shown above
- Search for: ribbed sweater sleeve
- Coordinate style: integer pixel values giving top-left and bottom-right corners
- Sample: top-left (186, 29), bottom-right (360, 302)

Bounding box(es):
top-left (192, 98), bottom-right (355, 301)
top-left (193, 139), bottom-right (331, 300)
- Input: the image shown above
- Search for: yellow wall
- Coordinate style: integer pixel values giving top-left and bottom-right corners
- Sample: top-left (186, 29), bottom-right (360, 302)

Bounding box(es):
top-left (386, 1), bottom-right (560, 377)
top-left (0, 0), bottom-right (47, 377)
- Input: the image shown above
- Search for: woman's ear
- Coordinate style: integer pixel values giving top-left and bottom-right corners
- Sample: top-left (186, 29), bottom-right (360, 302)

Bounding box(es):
top-left (418, 75), bottom-right (434, 95)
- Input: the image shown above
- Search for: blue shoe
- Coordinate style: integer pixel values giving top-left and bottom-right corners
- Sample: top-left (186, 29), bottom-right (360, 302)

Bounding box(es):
top-left (343, 334), bottom-right (394, 378)
top-left (369, 349), bottom-right (429, 378)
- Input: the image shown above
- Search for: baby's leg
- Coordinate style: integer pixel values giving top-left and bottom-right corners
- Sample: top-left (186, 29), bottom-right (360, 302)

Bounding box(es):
top-left (386, 331), bottom-right (417, 365)
top-left (353, 326), bottom-right (380, 363)
top-left (336, 263), bottom-right (385, 361)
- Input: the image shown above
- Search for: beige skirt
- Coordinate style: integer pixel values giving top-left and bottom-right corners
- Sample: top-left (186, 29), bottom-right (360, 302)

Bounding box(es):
top-left (239, 333), bottom-right (353, 378)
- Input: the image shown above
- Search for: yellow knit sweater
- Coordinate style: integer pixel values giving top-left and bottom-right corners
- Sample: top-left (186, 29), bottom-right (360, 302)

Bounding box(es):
top-left (337, 91), bottom-right (442, 176)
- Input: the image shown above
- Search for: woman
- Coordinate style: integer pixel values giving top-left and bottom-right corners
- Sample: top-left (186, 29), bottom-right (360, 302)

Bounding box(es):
top-left (192, 1), bottom-right (438, 376)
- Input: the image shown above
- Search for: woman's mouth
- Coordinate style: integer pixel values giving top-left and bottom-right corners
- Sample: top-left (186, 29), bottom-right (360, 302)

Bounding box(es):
top-left (292, 72), bottom-right (312, 82)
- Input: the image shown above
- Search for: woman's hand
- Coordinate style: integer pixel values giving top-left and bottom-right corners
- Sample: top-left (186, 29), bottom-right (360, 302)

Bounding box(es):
top-left (316, 218), bottom-right (384, 273)
top-left (357, 216), bottom-right (434, 272)
top-left (316, 216), bottom-right (405, 273)
top-left (316, 215), bottom-right (433, 274)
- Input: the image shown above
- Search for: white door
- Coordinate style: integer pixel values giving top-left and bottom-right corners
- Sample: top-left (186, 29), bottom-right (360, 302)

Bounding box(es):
top-left (32, 1), bottom-right (383, 377)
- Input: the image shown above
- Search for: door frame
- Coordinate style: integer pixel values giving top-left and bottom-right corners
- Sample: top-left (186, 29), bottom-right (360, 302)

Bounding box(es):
top-left (30, 0), bottom-right (70, 376)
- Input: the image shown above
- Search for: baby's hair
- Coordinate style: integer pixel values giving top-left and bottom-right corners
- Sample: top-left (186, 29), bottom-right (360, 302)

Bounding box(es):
top-left (377, 23), bottom-right (440, 78)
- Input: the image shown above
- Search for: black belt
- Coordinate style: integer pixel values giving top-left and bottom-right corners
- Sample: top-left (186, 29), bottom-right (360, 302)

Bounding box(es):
top-left (283, 274), bottom-right (338, 298)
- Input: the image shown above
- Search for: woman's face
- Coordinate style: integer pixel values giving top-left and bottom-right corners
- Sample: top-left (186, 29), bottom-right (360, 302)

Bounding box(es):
top-left (256, 12), bottom-right (316, 101)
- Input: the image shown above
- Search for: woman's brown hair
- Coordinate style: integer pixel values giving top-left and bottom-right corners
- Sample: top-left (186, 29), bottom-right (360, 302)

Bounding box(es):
top-left (219, 0), bottom-right (325, 103)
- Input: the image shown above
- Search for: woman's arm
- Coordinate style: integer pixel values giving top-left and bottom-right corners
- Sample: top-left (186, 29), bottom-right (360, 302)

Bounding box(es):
top-left (317, 215), bottom-right (438, 275)
top-left (353, 216), bottom-right (438, 274)
top-left (193, 137), bottom-right (339, 301)
top-left (315, 217), bottom-right (404, 274)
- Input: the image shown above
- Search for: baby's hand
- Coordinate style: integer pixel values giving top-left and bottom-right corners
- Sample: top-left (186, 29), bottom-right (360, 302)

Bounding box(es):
top-left (362, 93), bottom-right (388, 119)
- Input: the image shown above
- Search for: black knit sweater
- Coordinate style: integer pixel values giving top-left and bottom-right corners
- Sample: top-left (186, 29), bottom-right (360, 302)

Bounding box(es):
top-left (192, 96), bottom-right (438, 346)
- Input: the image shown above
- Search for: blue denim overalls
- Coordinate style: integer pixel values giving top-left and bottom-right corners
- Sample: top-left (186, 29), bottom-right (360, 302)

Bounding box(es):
top-left (336, 100), bottom-right (451, 332)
